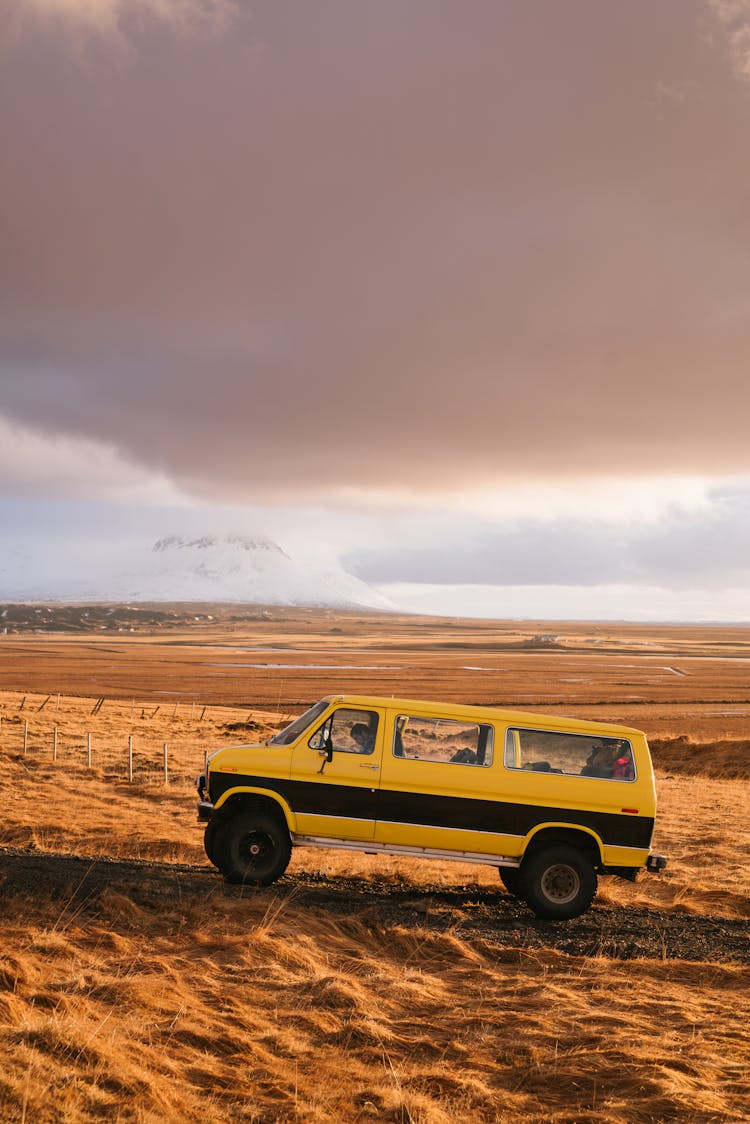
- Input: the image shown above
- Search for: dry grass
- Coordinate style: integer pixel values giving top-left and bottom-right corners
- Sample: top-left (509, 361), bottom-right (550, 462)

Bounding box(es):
top-left (1, 609), bottom-right (749, 715)
top-left (1, 611), bottom-right (749, 1121)
top-left (1, 894), bottom-right (747, 1123)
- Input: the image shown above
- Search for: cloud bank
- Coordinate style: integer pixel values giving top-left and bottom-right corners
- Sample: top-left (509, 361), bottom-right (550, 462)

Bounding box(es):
top-left (345, 482), bottom-right (750, 590)
top-left (1, 2), bottom-right (750, 503)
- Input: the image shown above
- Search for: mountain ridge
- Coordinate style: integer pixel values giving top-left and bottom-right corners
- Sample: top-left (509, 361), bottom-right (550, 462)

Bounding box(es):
top-left (1, 534), bottom-right (393, 611)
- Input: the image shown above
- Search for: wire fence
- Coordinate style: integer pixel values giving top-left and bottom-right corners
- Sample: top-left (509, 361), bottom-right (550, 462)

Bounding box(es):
top-left (3, 722), bottom-right (181, 784)
top-left (0, 691), bottom-right (291, 786)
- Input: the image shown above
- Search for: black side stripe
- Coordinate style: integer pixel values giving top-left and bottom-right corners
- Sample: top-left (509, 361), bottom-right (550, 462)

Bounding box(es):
top-left (211, 772), bottom-right (654, 850)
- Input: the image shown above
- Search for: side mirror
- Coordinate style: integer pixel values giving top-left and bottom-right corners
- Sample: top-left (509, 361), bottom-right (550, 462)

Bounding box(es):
top-left (316, 739), bottom-right (333, 774)
top-left (311, 732), bottom-right (333, 762)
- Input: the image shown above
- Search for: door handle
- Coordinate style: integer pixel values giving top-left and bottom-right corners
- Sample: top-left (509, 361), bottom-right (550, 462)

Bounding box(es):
top-left (359, 763), bottom-right (379, 771)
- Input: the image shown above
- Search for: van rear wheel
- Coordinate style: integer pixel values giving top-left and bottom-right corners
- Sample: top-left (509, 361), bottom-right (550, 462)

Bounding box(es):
top-left (520, 845), bottom-right (597, 920)
top-left (498, 867), bottom-right (523, 898)
top-left (214, 811), bottom-right (291, 887)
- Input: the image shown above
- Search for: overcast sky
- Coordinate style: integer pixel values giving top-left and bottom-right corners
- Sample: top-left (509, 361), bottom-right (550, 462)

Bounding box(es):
top-left (1, 1), bottom-right (749, 620)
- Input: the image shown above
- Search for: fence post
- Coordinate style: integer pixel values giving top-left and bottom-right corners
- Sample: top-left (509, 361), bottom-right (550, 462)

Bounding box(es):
top-left (23, 721), bottom-right (28, 755)
top-left (163, 742), bottom-right (169, 784)
top-left (128, 735), bottom-right (133, 783)
top-left (87, 732), bottom-right (92, 767)
top-left (53, 726), bottom-right (57, 762)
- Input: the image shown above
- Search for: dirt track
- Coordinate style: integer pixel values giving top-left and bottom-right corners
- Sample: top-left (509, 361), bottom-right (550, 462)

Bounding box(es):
top-left (2, 846), bottom-right (747, 965)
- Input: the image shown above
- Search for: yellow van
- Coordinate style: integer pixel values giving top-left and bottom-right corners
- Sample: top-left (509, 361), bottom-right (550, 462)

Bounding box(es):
top-left (196, 694), bottom-right (666, 919)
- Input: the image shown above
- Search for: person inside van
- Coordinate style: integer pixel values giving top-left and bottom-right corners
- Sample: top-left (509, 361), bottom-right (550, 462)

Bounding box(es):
top-left (350, 722), bottom-right (374, 753)
top-left (610, 742), bottom-right (635, 780)
top-left (581, 742), bottom-right (610, 777)
top-left (581, 740), bottom-right (634, 780)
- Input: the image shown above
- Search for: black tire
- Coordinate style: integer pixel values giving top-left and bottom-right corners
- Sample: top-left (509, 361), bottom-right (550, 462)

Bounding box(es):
top-left (498, 867), bottom-right (523, 898)
top-left (519, 844), bottom-right (597, 920)
top-left (204, 817), bottom-right (223, 868)
top-left (214, 810), bottom-right (292, 887)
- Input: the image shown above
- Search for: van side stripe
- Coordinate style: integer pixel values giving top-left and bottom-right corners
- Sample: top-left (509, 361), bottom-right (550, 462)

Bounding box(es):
top-left (211, 772), bottom-right (654, 849)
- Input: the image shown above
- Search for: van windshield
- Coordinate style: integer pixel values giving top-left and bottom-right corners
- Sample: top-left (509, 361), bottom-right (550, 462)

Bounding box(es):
top-left (268, 699), bottom-right (330, 745)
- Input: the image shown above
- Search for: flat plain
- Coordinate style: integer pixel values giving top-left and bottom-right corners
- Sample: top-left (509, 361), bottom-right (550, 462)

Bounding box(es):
top-left (0, 606), bottom-right (748, 1122)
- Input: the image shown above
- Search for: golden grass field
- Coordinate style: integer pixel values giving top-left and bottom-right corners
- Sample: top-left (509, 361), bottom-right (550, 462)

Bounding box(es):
top-left (0, 607), bottom-right (748, 1122)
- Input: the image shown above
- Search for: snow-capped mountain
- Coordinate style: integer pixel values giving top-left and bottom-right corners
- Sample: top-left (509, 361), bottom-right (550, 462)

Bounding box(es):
top-left (2, 534), bottom-right (393, 610)
top-left (121, 535), bottom-right (393, 608)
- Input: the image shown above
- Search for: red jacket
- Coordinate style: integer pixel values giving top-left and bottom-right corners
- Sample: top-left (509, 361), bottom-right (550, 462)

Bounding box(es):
top-left (612, 755), bottom-right (635, 780)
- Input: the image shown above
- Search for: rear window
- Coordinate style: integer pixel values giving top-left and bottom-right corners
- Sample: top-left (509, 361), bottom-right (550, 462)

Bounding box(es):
top-left (504, 727), bottom-right (635, 781)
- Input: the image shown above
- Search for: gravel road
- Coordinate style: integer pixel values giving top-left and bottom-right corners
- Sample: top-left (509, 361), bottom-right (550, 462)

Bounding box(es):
top-left (1, 847), bottom-right (747, 964)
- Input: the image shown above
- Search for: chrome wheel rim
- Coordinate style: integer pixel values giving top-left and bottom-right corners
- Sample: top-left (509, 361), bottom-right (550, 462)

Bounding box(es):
top-left (540, 863), bottom-right (580, 905)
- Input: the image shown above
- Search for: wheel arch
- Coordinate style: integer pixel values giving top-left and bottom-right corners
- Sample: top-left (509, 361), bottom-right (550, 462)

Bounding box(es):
top-left (213, 787), bottom-right (296, 833)
top-left (523, 823), bottom-right (603, 866)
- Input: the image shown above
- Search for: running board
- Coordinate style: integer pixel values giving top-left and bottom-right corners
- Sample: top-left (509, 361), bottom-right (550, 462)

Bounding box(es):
top-left (290, 834), bottom-right (521, 869)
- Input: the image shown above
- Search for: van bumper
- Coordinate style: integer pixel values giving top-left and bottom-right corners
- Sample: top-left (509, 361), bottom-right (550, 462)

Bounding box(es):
top-left (196, 775), bottom-right (214, 821)
top-left (197, 799), bottom-right (214, 822)
top-left (646, 852), bottom-right (667, 872)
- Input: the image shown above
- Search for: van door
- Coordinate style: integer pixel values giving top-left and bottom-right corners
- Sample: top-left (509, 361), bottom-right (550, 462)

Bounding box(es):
top-left (289, 705), bottom-right (383, 840)
top-left (376, 711), bottom-right (507, 855)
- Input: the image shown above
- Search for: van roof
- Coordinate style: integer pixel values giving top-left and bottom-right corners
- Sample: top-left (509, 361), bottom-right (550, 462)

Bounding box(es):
top-left (322, 695), bottom-right (643, 738)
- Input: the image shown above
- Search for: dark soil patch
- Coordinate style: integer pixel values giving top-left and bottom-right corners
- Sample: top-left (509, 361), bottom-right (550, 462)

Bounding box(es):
top-left (1, 847), bottom-right (747, 964)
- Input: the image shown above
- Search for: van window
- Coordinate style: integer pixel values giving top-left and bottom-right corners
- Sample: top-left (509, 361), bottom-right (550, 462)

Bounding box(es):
top-left (393, 715), bottom-right (493, 766)
top-left (309, 708), bottom-right (379, 755)
top-left (504, 727), bottom-right (635, 780)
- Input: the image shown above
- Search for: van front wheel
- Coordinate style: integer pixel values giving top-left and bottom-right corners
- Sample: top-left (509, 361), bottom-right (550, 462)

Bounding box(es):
top-left (520, 845), bottom-right (597, 920)
top-left (214, 811), bottom-right (292, 886)
top-left (204, 817), bottom-right (222, 867)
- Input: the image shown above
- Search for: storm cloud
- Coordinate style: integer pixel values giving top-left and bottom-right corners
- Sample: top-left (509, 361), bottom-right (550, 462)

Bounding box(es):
top-left (2, 1), bottom-right (750, 503)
